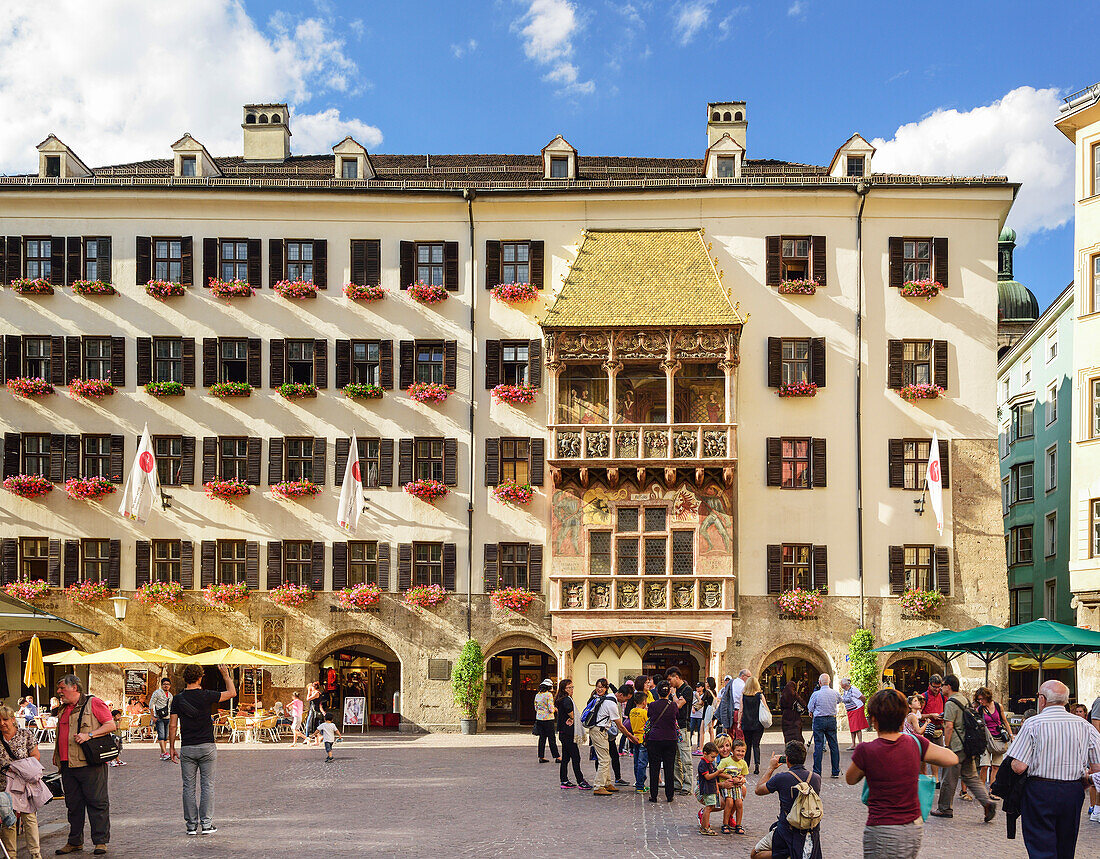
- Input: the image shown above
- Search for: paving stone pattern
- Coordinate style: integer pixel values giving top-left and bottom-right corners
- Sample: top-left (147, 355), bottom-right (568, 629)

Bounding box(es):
top-left (25, 736), bottom-right (1073, 858)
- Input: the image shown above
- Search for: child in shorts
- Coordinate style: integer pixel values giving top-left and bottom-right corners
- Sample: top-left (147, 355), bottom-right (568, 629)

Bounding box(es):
top-left (312, 712), bottom-right (341, 762)
top-left (723, 738), bottom-right (750, 834)
top-left (714, 734), bottom-right (737, 833)
top-left (696, 741), bottom-right (722, 836)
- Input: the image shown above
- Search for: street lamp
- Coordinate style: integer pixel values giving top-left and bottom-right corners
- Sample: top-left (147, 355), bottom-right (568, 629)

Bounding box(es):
top-left (110, 596), bottom-right (129, 621)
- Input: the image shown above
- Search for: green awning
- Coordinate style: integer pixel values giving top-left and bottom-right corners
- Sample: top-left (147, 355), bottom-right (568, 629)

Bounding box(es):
top-left (948, 620), bottom-right (1100, 663)
top-left (0, 592), bottom-right (98, 635)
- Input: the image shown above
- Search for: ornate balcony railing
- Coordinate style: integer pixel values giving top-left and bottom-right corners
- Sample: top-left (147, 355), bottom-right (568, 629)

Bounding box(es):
top-left (549, 423), bottom-right (736, 463)
top-left (553, 576), bottom-right (733, 612)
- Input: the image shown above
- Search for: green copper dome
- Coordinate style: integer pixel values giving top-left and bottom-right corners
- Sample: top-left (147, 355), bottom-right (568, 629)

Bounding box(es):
top-left (998, 279), bottom-right (1039, 323)
top-left (999, 226), bottom-right (1017, 243)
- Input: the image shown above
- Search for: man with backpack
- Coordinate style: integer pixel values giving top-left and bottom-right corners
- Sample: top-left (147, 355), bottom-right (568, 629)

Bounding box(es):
top-left (752, 740), bottom-right (822, 859)
top-left (930, 674), bottom-right (997, 823)
top-left (584, 678), bottom-right (638, 796)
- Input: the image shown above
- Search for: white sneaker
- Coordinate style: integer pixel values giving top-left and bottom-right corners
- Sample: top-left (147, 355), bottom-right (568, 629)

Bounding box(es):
top-left (1090, 810), bottom-right (1100, 823)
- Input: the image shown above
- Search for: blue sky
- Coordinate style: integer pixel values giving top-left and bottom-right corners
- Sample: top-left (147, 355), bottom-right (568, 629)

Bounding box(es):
top-left (2, 1), bottom-right (1089, 309)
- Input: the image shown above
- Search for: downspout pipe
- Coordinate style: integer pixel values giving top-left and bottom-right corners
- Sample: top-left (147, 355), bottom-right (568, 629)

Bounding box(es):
top-left (854, 180), bottom-right (870, 630)
top-left (464, 189), bottom-right (476, 640)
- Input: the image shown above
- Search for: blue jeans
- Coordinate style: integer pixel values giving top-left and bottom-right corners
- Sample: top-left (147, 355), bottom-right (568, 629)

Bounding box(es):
top-left (811, 715), bottom-right (840, 777)
top-left (180, 743), bottom-right (217, 830)
top-left (632, 742), bottom-right (648, 789)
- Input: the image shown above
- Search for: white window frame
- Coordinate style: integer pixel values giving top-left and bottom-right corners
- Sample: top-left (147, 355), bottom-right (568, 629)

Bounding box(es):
top-left (1044, 578), bottom-right (1056, 619)
top-left (1045, 511), bottom-right (1057, 558)
top-left (1045, 444), bottom-right (1057, 492)
top-left (1046, 328), bottom-right (1058, 362)
top-left (1022, 355), bottom-right (1031, 385)
top-left (1046, 381), bottom-right (1058, 425)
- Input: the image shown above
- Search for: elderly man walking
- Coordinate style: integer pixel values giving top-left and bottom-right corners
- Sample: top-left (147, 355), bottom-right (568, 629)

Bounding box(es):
top-left (807, 673), bottom-right (842, 779)
top-left (1006, 680), bottom-right (1100, 859)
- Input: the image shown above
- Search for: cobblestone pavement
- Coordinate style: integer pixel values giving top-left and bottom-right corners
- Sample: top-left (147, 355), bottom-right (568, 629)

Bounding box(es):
top-left (23, 735), bottom-right (1084, 858)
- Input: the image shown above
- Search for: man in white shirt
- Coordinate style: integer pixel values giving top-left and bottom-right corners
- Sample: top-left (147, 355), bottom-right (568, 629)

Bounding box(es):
top-left (731, 669), bottom-right (749, 737)
top-left (589, 679), bottom-right (637, 796)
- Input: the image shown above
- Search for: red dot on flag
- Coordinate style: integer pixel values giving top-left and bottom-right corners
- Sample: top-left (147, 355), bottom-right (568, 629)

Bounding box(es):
top-left (351, 461), bottom-right (361, 482)
top-left (930, 461), bottom-right (939, 481)
top-left (139, 451), bottom-right (155, 473)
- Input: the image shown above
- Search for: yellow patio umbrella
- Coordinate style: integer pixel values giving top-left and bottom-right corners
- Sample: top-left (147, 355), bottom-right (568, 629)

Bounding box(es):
top-left (243, 649), bottom-right (307, 665)
top-left (43, 648), bottom-right (87, 664)
top-left (23, 635), bottom-right (46, 707)
top-left (67, 646), bottom-right (164, 665)
top-left (1008, 655), bottom-right (1075, 671)
top-left (188, 647), bottom-right (295, 714)
top-left (141, 646), bottom-right (191, 663)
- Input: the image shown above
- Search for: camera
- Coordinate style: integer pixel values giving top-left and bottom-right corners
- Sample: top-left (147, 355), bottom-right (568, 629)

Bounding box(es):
top-left (777, 755), bottom-right (786, 764)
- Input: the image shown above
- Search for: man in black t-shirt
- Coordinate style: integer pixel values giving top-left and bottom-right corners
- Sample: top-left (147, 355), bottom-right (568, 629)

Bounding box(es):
top-left (666, 667), bottom-right (692, 795)
top-left (169, 664), bottom-right (236, 836)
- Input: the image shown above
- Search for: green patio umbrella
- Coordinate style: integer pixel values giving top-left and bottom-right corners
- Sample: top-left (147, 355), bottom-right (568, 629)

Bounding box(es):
top-left (873, 625), bottom-right (1007, 683)
top-left (949, 620), bottom-right (1100, 684)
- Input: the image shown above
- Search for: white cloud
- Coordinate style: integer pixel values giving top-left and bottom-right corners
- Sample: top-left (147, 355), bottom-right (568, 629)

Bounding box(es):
top-left (871, 87), bottom-right (1071, 242)
top-left (513, 0), bottom-right (594, 95)
top-left (451, 38), bottom-right (479, 59)
top-left (0, 0), bottom-right (382, 173)
top-left (673, 0), bottom-right (714, 45)
top-left (787, 1), bottom-right (807, 18)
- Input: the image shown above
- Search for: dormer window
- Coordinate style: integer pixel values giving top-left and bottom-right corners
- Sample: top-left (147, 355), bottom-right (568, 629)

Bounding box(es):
top-left (341, 158), bottom-right (358, 179)
top-left (846, 155), bottom-right (865, 178)
top-left (550, 156), bottom-right (570, 179)
top-left (717, 156), bottom-right (737, 178)
top-left (180, 155), bottom-right (197, 178)
top-left (44, 156), bottom-right (60, 178)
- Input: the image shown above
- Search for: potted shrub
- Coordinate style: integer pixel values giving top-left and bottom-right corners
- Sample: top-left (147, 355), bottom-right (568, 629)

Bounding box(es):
top-left (204, 478), bottom-right (251, 501)
top-left (343, 383), bottom-right (383, 400)
top-left (777, 588), bottom-right (822, 619)
top-left (209, 381), bottom-right (252, 398)
top-left (7, 377), bottom-right (54, 398)
top-left (778, 279), bottom-right (819, 295)
top-left (777, 381), bottom-right (817, 398)
top-left (899, 383), bottom-right (945, 402)
top-left (4, 580), bottom-right (51, 602)
top-left (492, 478), bottom-right (533, 506)
top-left (273, 280), bottom-right (317, 299)
top-left (269, 583), bottom-right (314, 607)
top-left (490, 282), bottom-right (538, 303)
top-left (899, 588), bottom-right (945, 618)
top-left (900, 279), bottom-right (945, 299)
top-left (202, 582), bottom-right (249, 606)
top-left (403, 583), bottom-right (447, 608)
top-left (491, 384), bottom-right (536, 405)
top-left (134, 581), bottom-right (185, 606)
top-left (64, 477), bottom-right (115, 501)
top-left (144, 381), bottom-right (185, 397)
top-left (404, 478), bottom-right (448, 503)
top-left (847, 629), bottom-right (878, 704)
top-left (490, 587), bottom-right (537, 614)
top-left (451, 639), bottom-right (485, 735)
top-left (407, 281), bottom-right (448, 304)
top-left (145, 280), bottom-right (186, 300)
top-left (10, 278), bottom-right (53, 295)
top-left (344, 283), bottom-right (384, 301)
top-left (278, 382), bottom-right (317, 400)
top-left (338, 582), bottom-right (381, 610)
top-left (67, 580), bottom-right (113, 604)
top-left (407, 382), bottom-right (450, 404)
top-left (209, 278), bottom-right (254, 299)
top-left (272, 479), bottom-right (321, 499)
top-left (3, 474), bottom-right (53, 498)
top-left (71, 280), bottom-right (116, 296)
top-left (69, 378), bottom-right (115, 399)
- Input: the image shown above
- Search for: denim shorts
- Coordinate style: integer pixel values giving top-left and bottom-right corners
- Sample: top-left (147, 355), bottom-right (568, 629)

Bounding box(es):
top-left (690, 717), bottom-right (702, 731)
top-left (324, 741), bottom-right (333, 753)
top-left (155, 718), bottom-right (170, 741)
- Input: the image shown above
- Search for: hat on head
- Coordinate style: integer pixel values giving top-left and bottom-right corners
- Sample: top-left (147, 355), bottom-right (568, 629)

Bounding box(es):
top-left (724, 675), bottom-right (733, 682)
top-left (539, 678), bottom-right (553, 688)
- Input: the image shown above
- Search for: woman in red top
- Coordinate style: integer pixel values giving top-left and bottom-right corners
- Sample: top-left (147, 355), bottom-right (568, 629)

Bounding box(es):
top-left (846, 689), bottom-right (958, 859)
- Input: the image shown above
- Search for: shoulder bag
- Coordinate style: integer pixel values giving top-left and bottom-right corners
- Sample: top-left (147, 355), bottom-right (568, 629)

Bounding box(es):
top-left (758, 694), bottom-right (774, 729)
top-left (981, 704), bottom-right (1009, 756)
top-left (860, 733), bottom-right (935, 821)
top-left (76, 697), bottom-right (120, 766)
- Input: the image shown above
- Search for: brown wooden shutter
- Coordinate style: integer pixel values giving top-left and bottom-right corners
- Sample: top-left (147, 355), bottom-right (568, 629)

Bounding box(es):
top-left (47, 539), bottom-right (61, 586)
top-left (2, 237), bottom-right (20, 283)
top-left (96, 237), bottom-right (111, 283)
top-left (398, 439), bottom-right (413, 485)
top-left (886, 340), bottom-right (904, 389)
top-left (136, 338), bottom-right (152, 385)
top-left (530, 438), bottom-right (545, 486)
top-left (66, 237), bottom-right (81, 285)
top-left (810, 337), bottom-right (825, 388)
top-left (313, 339), bottom-right (327, 389)
top-left (766, 438), bottom-right (782, 487)
top-left (485, 240), bottom-right (501, 289)
top-left (766, 544), bottom-right (782, 594)
top-left (811, 235), bottom-right (827, 286)
top-left (379, 340), bottom-right (394, 389)
top-left (379, 438), bottom-right (394, 486)
top-left (246, 437), bottom-right (262, 485)
top-left (332, 542), bottom-right (348, 591)
top-left (939, 439), bottom-right (950, 489)
top-left (933, 237), bottom-right (948, 288)
top-left (398, 341), bottom-right (414, 389)
top-left (365, 239), bottom-right (381, 286)
top-left (268, 437), bottom-right (284, 484)
top-left (245, 541), bottom-right (260, 590)
top-left (48, 434), bottom-right (64, 482)
top-left (202, 338), bottom-right (217, 387)
top-left (399, 241), bottom-right (414, 288)
top-left (443, 340), bottom-right (458, 389)
top-left (65, 336), bottom-right (81, 383)
top-left (528, 339), bottom-right (542, 388)
top-left (136, 540), bottom-right (151, 587)
top-left (335, 340), bottom-right (350, 390)
top-left (888, 439), bottom-right (905, 488)
top-left (203, 237), bottom-right (217, 286)
top-left (530, 240), bottom-right (545, 289)
top-left (269, 339), bottom-right (285, 388)
top-left (49, 335), bottom-right (65, 386)
top-left (313, 239), bottom-right (327, 289)
top-left (180, 436), bottom-right (195, 485)
top-left (811, 545), bottom-right (828, 593)
top-left (334, 438), bottom-right (350, 486)
top-left (812, 438), bottom-right (827, 488)
top-left (266, 541), bottom-right (282, 590)
top-left (182, 337), bottom-right (195, 387)
top-left (312, 438), bottom-right (327, 485)
top-left (935, 547), bottom-right (951, 596)
top-left (442, 542), bottom-right (457, 591)
top-left (529, 544), bottom-right (543, 591)
top-left (63, 540), bottom-right (79, 587)
top-left (109, 435), bottom-right (124, 482)
top-left (933, 340), bottom-right (948, 390)
top-left (106, 539), bottom-right (121, 589)
top-left (765, 236), bottom-right (781, 286)
top-left (888, 545), bottom-right (905, 594)
top-left (483, 544), bottom-right (498, 592)
top-left (484, 438), bottom-right (499, 486)
top-left (247, 238), bottom-right (262, 288)
top-left (443, 241), bottom-right (459, 291)
top-left (2, 335), bottom-right (17, 382)
top-left (888, 237), bottom-right (904, 288)
top-left (767, 337), bottom-right (782, 388)
top-left (48, 237), bottom-right (64, 286)
top-left (180, 541), bottom-right (194, 589)
top-left (397, 543), bottom-right (412, 590)
top-left (110, 336), bottom-right (125, 386)
top-left (200, 541), bottom-right (216, 587)
top-left (484, 340), bottom-right (500, 389)
top-left (269, 239), bottom-right (283, 286)
top-left (180, 237), bottom-right (193, 285)
top-left (64, 434), bottom-right (80, 480)
top-left (377, 542), bottom-right (391, 590)
top-left (136, 237), bottom-right (151, 284)
top-left (2, 434), bottom-right (18, 479)
top-left (443, 438), bottom-right (458, 486)
top-left (247, 337), bottom-right (262, 387)
top-left (0, 539), bottom-right (14, 586)
top-left (350, 240), bottom-right (366, 286)
top-left (202, 437), bottom-right (217, 483)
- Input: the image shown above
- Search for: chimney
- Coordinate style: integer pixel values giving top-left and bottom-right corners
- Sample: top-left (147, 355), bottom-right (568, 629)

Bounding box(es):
top-left (242, 104), bottom-right (291, 162)
top-left (707, 102), bottom-right (747, 152)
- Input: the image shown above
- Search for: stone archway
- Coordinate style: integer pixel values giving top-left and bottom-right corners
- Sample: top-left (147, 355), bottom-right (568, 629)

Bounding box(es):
top-left (484, 632), bottom-right (556, 662)
top-left (883, 651), bottom-right (949, 696)
top-left (308, 632), bottom-right (404, 730)
top-left (178, 634), bottom-right (230, 656)
top-left (756, 641), bottom-right (834, 714)
top-left (0, 632), bottom-right (86, 707)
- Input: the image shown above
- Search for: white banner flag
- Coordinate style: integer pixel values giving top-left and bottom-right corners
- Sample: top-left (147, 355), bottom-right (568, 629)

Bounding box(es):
top-left (337, 432), bottom-right (362, 532)
top-left (119, 424), bottom-right (160, 523)
top-left (926, 431), bottom-right (943, 536)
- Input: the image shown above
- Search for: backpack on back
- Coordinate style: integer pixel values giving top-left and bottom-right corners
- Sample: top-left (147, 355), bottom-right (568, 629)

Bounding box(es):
top-left (786, 771), bottom-right (824, 831)
top-left (956, 698), bottom-right (988, 761)
top-left (582, 694), bottom-right (607, 729)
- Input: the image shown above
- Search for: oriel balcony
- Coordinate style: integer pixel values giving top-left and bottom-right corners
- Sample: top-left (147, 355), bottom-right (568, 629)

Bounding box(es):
top-left (550, 422), bottom-right (737, 463)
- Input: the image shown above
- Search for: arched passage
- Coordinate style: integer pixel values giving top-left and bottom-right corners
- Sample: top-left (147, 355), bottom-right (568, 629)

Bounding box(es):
top-left (757, 642), bottom-right (833, 714)
top-left (643, 638), bottom-right (709, 687)
top-left (308, 632), bottom-right (402, 730)
top-left (883, 652), bottom-right (945, 697)
top-left (484, 634), bottom-right (557, 725)
top-left (0, 633), bottom-right (85, 709)
top-left (178, 635), bottom-right (234, 702)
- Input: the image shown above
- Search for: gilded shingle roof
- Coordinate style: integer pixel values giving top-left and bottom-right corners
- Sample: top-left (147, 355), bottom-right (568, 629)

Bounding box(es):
top-left (541, 229), bottom-right (742, 328)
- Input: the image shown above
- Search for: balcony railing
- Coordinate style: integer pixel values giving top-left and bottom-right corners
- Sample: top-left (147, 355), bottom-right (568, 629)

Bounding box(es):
top-left (553, 575), bottom-right (733, 612)
top-left (549, 423), bottom-right (736, 462)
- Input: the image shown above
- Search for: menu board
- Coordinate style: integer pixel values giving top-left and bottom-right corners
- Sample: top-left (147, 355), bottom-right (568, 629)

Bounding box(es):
top-left (125, 669), bottom-right (147, 697)
top-left (241, 667), bottom-right (263, 697)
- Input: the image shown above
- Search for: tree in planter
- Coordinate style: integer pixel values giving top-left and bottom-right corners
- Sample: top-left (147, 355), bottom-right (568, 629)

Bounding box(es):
top-left (451, 639), bottom-right (485, 728)
top-left (848, 628), bottom-right (878, 703)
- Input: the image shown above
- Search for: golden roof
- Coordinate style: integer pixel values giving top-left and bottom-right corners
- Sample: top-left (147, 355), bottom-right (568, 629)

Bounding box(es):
top-left (540, 229), bottom-right (742, 328)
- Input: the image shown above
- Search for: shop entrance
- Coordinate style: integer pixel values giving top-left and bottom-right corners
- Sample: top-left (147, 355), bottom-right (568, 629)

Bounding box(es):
top-left (884, 657), bottom-right (940, 697)
top-left (642, 645), bottom-right (704, 687)
top-left (486, 649), bottom-right (557, 724)
top-left (760, 655), bottom-right (826, 716)
top-left (319, 646), bottom-right (401, 729)
top-left (1008, 658), bottom-right (1075, 715)
top-left (0, 638), bottom-right (88, 709)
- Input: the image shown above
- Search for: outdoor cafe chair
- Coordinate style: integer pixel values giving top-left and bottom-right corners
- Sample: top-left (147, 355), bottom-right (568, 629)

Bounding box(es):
top-left (229, 716), bottom-right (250, 744)
top-left (129, 713), bottom-right (152, 742)
top-left (34, 716), bottom-right (55, 745)
top-left (258, 713), bottom-right (280, 743)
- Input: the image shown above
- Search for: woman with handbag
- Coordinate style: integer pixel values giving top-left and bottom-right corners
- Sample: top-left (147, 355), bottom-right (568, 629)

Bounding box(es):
top-left (740, 675), bottom-right (767, 774)
top-left (0, 703), bottom-right (45, 859)
top-left (645, 682), bottom-right (680, 803)
top-left (846, 689), bottom-right (959, 859)
top-left (779, 679), bottom-right (806, 744)
top-left (841, 679), bottom-right (868, 749)
top-left (973, 687), bottom-right (1012, 785)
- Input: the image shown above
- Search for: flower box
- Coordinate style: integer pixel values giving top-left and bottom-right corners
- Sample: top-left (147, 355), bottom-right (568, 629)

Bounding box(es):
top-left (344, 283), bottom-right (384, 301)
top-left (10, 278), bottom-right (53, 295)
top-left (209, 381), bottom-right (252, 398)
top-left (7, 377), bottom-right (54, 398)
top-left (338, 582), bottom-right (381, 610)
top-left (490, 282), bottom-right (538, 303)
top-left (65, 477), bottom-right (115, 501)
top-left (270, 583), bottom-right (314, 608)
top-left (777, 381), bottom-right (817, 398)
top-left (67, 580), bottom-right (113, 604)
top-left (209, 278), bottom-right (254, 299)
top-left (145, 280), bottom-right (186, 300)
top-left (144, 381), bottom-right (185, 397)
top-left (491, 383), bottom-right (536, 405)
top-left (490, 586), bottom-right (537, 613)
top-left (403, 583), bottom-right (447, 608)
top-left (134, 581), bottom-right (184, 606)
top-left (777, 588), bottom-right (822, 619)
top-left (203, 582), bottom-right (249, 606)
top-left (492, 479), bottom-right (533, 506)
top-left (404, 478), bottom-right (448, 503)
top-left (279, 382), bottom-right (317, 400)
top-left (273, 280), bottom-right (317, 299)
top-left (204, 478), bottom-right (251, 501)
top-left (900, 280), bottom-right (945, 299)
top-left (778, 279), bottom-right (819, 295)
top-left (71, 280), bottom-right (116, 296)
top-left (899, 588), bottom-right (945, 618)
top-left (343, 383), bottom-right (383, 400)
top-left (898, 383), bottom-right (945, 402)
top-left (4, 580), bottom-right (51, 602)
top-left (407, 281), bottom-right (449, 304)
top-left (407, 382), bottom-right (450, 404)
top-left (272, 479), bottom-right (321, 499)
top-left (69, 378), bottom-right (115, 399)
top-left (3, 474), bottom-right (53, 498)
